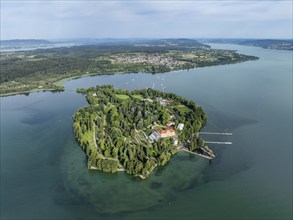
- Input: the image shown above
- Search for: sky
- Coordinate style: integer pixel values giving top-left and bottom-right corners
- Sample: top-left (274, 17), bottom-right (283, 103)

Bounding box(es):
top-left (1, 0), bottom-right (292, 40)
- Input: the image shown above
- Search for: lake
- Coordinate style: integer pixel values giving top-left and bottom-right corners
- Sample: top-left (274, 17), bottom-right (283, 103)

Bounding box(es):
top-left (1, 44), bottom-right (292, 219)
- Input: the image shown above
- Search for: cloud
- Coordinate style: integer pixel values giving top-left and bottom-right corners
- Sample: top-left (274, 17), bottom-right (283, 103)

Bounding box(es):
top-left (1, 1), bottom-right (292, 39)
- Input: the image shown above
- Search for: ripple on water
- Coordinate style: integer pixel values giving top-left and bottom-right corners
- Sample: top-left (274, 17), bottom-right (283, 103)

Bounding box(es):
top-left (61, 137), bottom-right (209, 215)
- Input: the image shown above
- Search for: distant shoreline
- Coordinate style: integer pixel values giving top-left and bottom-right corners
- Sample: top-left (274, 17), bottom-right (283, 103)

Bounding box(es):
top-left (0, 39), bottom-right (259, 97)
top-left (0, 58), bottom-right (259, 97)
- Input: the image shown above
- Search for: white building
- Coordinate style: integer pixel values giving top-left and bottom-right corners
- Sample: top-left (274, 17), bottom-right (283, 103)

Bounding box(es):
top-left (166, 121), bottom-right (175, 127)
top-left (173, 139), bottom-right (178, 146)
top-left (144, 98), bottom-right (153, 103)
top-left (148, 131), bottom-right (161, 142)
top-left (177, 123), bottom-right (185, 131)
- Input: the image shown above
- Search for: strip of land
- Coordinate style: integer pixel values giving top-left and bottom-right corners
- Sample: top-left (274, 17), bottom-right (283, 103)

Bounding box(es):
top-left (0, 38), bottom-right (258, 96)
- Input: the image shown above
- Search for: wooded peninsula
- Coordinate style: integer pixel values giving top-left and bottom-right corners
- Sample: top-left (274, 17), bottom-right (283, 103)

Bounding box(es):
top-left (73, 85), bottom-right (213, 179)
top-left (0, 38), bottom-right (258, 96)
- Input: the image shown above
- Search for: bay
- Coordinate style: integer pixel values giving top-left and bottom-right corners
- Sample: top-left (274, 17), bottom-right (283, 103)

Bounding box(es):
top-left (1, 44), bottom-right (292, 219)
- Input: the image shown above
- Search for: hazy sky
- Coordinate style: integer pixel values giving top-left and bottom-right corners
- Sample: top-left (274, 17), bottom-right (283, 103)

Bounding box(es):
top-left (1, 0), bottom-right (292, 40)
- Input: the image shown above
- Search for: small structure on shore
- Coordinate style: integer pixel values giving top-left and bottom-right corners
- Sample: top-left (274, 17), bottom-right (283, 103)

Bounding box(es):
top-left (177, 123), bottom-right (184, 131)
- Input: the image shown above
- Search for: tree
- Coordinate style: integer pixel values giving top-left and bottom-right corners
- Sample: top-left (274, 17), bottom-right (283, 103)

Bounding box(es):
top-left (104, 149), bottom-right (111, 158)
top-left (137, 120), bottom-right (143, 130)
top-left (72, 86), bottom-right (207, 178)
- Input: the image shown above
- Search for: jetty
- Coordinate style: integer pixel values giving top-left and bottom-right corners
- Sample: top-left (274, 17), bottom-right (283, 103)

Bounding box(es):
top-left (204, 141), bottom-right (232, 145)
top-left (181, 147), bottom-right (215, 160)
top-left (198, 131), bottom-right (233, 145)
top-left (199, 132), bottom-right (232, 135)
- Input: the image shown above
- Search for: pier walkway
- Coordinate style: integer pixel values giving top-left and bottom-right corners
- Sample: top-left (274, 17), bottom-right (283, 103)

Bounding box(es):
top-left (198, 131), bottom-right (233, 145)
top-left (199, 132), bottom-right (232, 135)
top-left (204, 141), bottom-right (232, 145)
top-left (181, 148), bottom-right (214, 160)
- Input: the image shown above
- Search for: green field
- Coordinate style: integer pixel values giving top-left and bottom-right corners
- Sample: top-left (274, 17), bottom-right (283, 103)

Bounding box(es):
top-left (132, 95), bottom-right (143, 100)
top-left (115, 94), bottom-right (130, 100)
top-left (174, 104), bottom-right (191, 113)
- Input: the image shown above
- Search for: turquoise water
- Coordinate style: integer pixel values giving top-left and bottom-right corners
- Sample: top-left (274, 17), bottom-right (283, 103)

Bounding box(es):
top-left (1, 44), bottom-right (292, 219)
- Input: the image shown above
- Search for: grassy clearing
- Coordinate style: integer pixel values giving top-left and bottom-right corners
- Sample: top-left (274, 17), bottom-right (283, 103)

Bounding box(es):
top-left (115, 94), bottom-right (130, 100)
top-left (152, 124), bottom-right (166, 130)
top-left (181, 53), bottom-right (197, 59)
top-left (174, 104), bottom-right (191, 114)
top-left (132, 95), bottom-right (143, 100)
top-left (105, 103), bottom-right (115, 112)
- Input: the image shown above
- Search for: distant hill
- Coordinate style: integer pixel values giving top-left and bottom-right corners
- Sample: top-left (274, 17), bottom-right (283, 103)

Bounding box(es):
top-left (197, 38), bottom-right (293, 50)
top-left (66, 38), bottom-right (210, 49)
top-left (237, 39), bottom-right (293, 50)
top-left (1, 39), bottom-right (53, 46)
top-left (1, 38), bottom-right (210, 50)
top-left (136, 38), bottom-right (210, 49)
top-left (197, 38), bottom-right (244, 44)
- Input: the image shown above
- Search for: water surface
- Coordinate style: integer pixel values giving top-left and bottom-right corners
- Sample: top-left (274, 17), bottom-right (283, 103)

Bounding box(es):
top-left (1, 44), bottom-right (292, 219)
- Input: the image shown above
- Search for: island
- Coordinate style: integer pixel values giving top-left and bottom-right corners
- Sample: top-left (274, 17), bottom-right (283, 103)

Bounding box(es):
top-left (0, 38), bottom-right (259, 96)
top-left (73, 85), bottom-right (214, 179)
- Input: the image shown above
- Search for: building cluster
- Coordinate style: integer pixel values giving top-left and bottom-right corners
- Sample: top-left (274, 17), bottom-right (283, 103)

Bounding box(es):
top-left (148, 128), bottom-right (176, 143)
top-left (148, 121), bottom-right (184, 146)
top-left (111, 54), bottom-right (187, 69)
top-left (155, 97), bottom-right (173, 106)
top-left (146, 96), bottom-right (185, 145)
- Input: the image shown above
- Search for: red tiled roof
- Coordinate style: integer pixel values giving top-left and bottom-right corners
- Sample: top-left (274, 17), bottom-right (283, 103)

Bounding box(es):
top-left (159, 128), bottom-right (175, 134)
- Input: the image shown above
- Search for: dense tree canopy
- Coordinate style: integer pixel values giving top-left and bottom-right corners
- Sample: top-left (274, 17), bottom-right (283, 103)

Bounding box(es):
top-left (73, 85), bottom-right (207, 178)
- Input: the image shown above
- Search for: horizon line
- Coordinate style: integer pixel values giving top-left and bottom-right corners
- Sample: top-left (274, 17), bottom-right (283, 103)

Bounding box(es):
top-left (1, 37), bottom-right (293, 41)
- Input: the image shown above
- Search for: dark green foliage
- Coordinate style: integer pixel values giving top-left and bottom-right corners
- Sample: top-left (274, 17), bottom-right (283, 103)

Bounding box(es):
top-left (72, 85), bottom-right (207, 178)
top-left (1, 42), bottom-right (258, 95)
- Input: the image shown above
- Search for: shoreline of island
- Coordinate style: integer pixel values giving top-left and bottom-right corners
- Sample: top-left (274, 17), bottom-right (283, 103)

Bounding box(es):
top-left (72, 85), bottom-right (216, 179)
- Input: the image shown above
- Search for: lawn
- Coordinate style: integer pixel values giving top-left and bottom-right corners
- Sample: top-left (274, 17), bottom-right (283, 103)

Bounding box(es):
top-left (152, 124), bottom-right (166, 130)
top-left (115, 94), bottom-right (130, 100)
top-left (132, 95), bottom-right (143, 100)
top-left (174, 104), bottom-right (191, 114)
top-left (181, 53), bottom-right (197, 59)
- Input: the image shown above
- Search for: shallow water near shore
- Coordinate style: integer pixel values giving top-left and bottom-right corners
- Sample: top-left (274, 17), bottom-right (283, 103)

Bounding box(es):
top-left (1, 44), bottom-right (292, 219)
